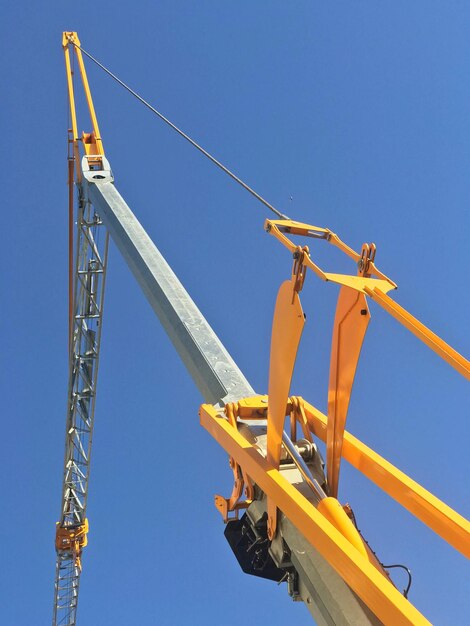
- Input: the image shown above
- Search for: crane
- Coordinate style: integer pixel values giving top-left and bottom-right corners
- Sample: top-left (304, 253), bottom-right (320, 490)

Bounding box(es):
top-left (53, 32), bottom-right (470, 626)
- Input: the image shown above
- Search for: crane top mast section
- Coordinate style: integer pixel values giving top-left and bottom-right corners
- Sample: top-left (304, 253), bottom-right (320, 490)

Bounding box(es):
top-left (53, 32), bottom-right (111, 626)
top-left (54, 31), bottom-right (470, 626)
top-left (63, 32), bottom-right (104, 178)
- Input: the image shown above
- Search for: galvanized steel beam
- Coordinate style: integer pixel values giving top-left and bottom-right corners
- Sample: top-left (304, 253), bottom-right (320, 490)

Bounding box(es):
top-left (87, 180), bottom-right (254, 406)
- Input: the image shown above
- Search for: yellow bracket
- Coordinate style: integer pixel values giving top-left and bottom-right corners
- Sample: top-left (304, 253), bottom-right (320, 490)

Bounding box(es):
top-left (327, 286), bottom-right (370, 498)
top-left (200, 401), bottom-right (431, 625)
top-left (55, 518), bottom-right (89, 570)
top-left (214, 402), bottom-right (254, 521)
top-left (265, 219), bottom-right (397, 292)
top-left (264, 219), bottom-right (395, 499)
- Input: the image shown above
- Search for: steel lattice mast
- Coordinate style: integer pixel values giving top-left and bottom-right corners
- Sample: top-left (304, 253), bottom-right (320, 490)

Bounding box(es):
top-left (53, 33), bottom-right (111, 625)
top-left (53, 185), bottom-right (109, 625)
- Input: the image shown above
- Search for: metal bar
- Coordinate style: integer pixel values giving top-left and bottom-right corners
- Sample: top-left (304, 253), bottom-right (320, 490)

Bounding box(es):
top-left (86, 180), bottom-right (254, 405)
top-left (282, 432), bottom-right (326, 504)
top-left (365, 287), bottom-right (470, 380)
top-left (200, 404), bottom-right (431, 626)
top-left (68, 158), bottom-right (74, 348)
top-left (302, 400), bottom-right (470, 558)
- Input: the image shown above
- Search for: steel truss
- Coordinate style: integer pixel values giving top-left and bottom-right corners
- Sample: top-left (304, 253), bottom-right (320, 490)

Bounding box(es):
top-left (53, 184), bottom-right (108, 626)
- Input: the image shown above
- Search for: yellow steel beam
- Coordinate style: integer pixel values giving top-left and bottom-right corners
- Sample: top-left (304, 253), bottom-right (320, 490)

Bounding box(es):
top-left (302, 399), bottom-right (470, 558)
top-left (365, 286), bottom-right (470, 381)
top-left (62, 32), bottom-right (82, 181)
top-left (62, 32), bottom-right (105, 165)
top-left (200, 404), bottom-right (430, 626)
top-left (72, 42), bottom-right (104, 156)
top-left (63, 34), bottom-right (79, 142)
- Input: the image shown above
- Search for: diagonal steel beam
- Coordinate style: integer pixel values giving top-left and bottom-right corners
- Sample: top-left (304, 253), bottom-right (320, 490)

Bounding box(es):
top-left (87, 180), bottom-right (254, 406)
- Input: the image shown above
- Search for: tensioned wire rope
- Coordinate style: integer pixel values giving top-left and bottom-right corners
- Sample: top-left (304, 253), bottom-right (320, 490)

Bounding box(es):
top-left (71, 42), bottom-right (290, 221)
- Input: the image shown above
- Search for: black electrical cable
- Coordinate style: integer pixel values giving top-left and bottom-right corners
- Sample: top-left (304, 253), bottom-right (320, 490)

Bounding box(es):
top-left (345, 507), bottom-right (412, 600)
top-left (382, 564), bottom-right (412, 599)
top-left (72, 42), bottom-right (290, 221)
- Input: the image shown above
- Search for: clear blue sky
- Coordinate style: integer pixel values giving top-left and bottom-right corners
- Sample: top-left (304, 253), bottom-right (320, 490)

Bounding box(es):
top-left (2, 2), bottom-right (469, 624)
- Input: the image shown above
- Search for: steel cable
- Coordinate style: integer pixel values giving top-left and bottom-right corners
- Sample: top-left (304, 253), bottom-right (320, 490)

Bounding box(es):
top-left (72, 42), bottom-right (290, 220)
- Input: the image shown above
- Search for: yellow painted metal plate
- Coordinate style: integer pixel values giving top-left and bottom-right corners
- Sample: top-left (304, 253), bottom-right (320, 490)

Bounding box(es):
top-left (327, 287), bottom-right (370, 497)
top-left (325, 273), bottom-right (396, 294)
top-left (267, 279), bottom-right (305, 470)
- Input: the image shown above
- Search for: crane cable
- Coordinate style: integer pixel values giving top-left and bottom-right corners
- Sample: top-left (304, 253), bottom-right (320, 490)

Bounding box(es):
top-left (72, 42), bottom-right (290, 220)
